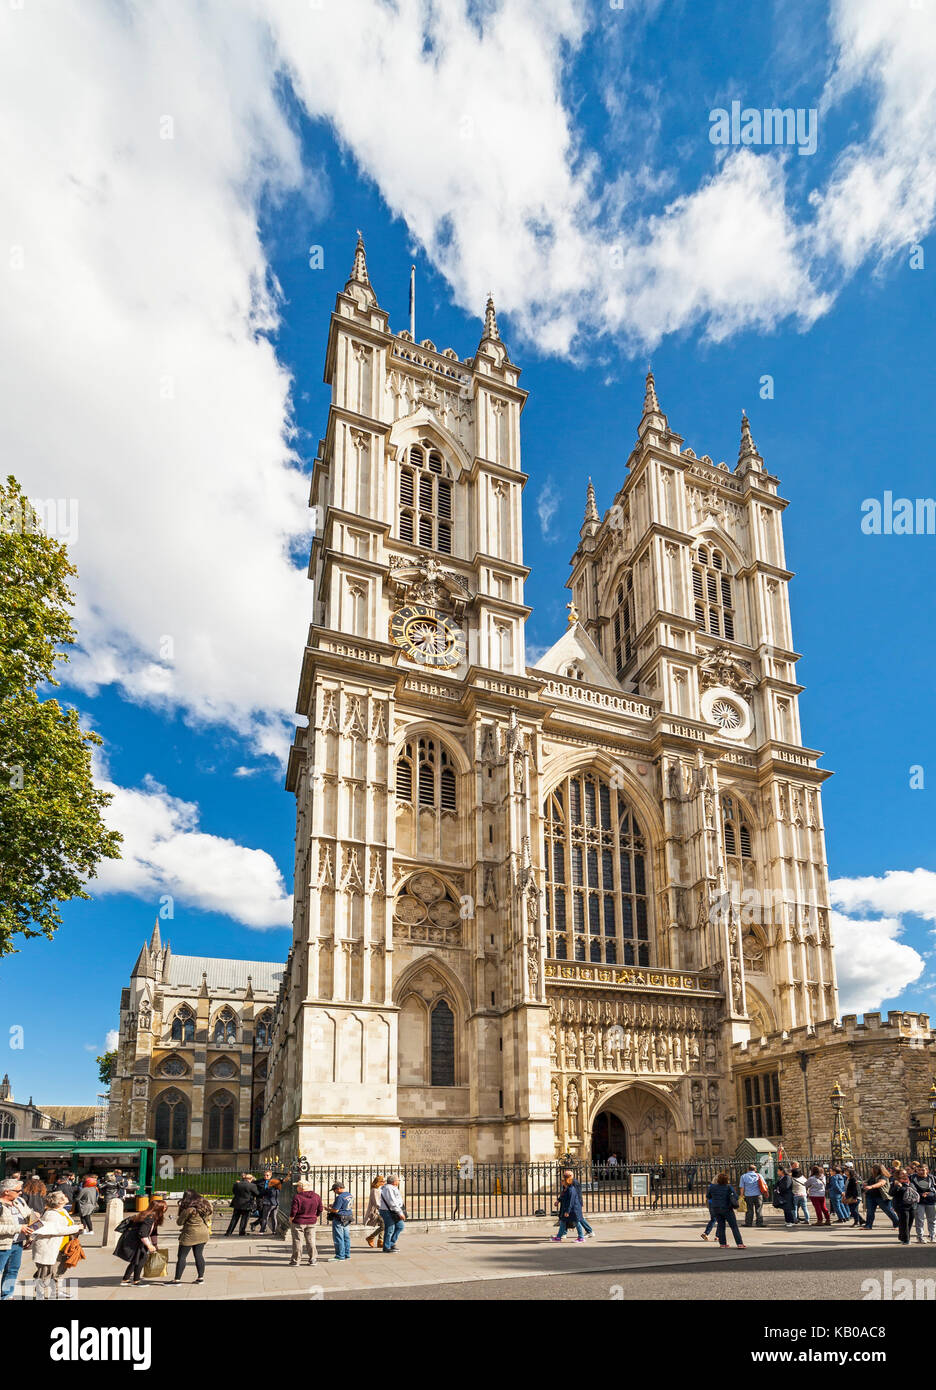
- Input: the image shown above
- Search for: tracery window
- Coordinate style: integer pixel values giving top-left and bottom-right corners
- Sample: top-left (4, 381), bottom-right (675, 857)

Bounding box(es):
top-left (0, 1112), bottom-right (15, 1139)
top-left (543, 772), bottom-right (650, 966)
top-left (154, 1089), bottom-right (188, 1150)
top-left (213, 1008), bottom-right (237, 1045)
top-left (692, 545), bottom-right (735, 641)
top-left (158, 1056), bottom-right (187, 1078)
top-left (207, 1090), bottom-right (235, 1151)
top-left (255, 1011), bottom-right (273, 1048)
top-left (396, 737), bottom-right (457, 813)
top-left (612, 573), bottom-right (635, 677)
top-left (170, 1006), bottom-right (195, 1044)
top-left (398, 441), bottom-right (452, 555)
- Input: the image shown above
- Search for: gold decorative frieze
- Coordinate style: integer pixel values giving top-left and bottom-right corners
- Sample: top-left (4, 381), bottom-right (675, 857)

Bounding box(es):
top-left (545, 961), bottom-right (721, 995)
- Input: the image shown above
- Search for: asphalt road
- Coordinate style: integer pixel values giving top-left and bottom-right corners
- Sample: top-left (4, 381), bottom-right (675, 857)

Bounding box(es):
top-left (329, 1241), bottom-right (936, 1301)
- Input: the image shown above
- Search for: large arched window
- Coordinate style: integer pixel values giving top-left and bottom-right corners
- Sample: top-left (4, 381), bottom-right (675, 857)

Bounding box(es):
top-left (692, 544), bottom-right (736, 640)
top-left (396, 736), bottom-right (457, 813)
top-left (213, 1008), bottom-right (237, 1045)
top-left (154, 1089), bottom-right (188, 1151)
top-left (611, 572), bottom-right (635, 677)
top-left (255, 1011), bottom-right (273, 1048)
top-left (543, 772), bottom-right (650, 966)
top-left (0, 1112), bottom-right (15, 1139)
top-left (398, 441), bottom-right (452, 554)
top-left (170, 1006), bottom-right (195, 1043)
top-left (430, 999), bottom-right (455, 1086)
top-left (207, 1090), bottom-right (236, 1150)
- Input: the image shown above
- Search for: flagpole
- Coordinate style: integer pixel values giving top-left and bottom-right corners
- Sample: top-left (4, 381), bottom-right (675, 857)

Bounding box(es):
top-left (409, 265), bottom-right (415, 340)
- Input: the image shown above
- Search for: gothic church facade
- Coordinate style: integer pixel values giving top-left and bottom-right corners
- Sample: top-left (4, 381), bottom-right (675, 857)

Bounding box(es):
top-left (260, 235), bottom-right (841, 1169)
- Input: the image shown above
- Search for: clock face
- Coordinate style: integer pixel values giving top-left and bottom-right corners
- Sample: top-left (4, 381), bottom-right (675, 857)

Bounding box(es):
top-left (389, 603), bottom-right (466, 669)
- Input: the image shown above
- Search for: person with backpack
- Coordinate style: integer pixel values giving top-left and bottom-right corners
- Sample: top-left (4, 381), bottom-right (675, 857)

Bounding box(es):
top-left (911, 1163), bottom-right (936, 1243)
top-left (739, 1164), bottom-right (767, 1228)
top-left (891, 1170), bottom-right (919, 1245)
top-left (326, 1181), bottom-right (354, 1261)
top-left (172, 1191), bottom-right (212, 1283)
top-left (773, 1166), bottom-right (796, 1227)
top-left (114, 1199), bottom-right (167, 1286)
top-left (378, 1175), bottom-right (405, 1253)
top-left (706, 1172), bottom-right (746, 1250)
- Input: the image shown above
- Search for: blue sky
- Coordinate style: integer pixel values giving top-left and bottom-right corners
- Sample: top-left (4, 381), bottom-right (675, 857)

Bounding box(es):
top-left (1, 0), bottom-right (935, 1103)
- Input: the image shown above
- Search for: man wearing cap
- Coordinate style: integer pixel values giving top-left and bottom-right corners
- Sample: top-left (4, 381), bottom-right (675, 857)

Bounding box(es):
top-left (0, 1179), bottom-right (35, 1300)
top-left (326, 1182), bottom-right (353, 1261)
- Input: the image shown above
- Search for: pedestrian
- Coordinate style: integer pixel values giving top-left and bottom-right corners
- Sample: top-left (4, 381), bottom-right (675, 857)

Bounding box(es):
top-left (862, 1165), bottom-right (899, 1231)
top-left (705, 1171), bottom-right (746, 1250)
top-left (172, 1191), bottom-right (212, 1284)
top-left (378, 1175), bottom-right (406, 1253)
top-left (0, 1179), bottom-right (34, 1300)
top-left (558, 1168), bottom-right (595, 1237)
top-left (225, 1173), bottom-right (259, 1237)
top-left (326, 1181), bottom-right (353, 1261)
top-left (551, 1173), bottom-right (587, 1242)
top-left (288, 1180), bottom-right (323, 1266)
top-left (806, 1165), bottom-right (831, 1226)
top-left (912, 1163), bottom-right (936, 1244)
top-left (699, 1179), bottom-right (718, 1240)
top-left (75, 1176), bottom-right (99, 1234)
top-left (21, 1177), bottom-right (47, 1216)
top-left (791, 1167), bottom-right (810, 1223)
top-left (739, 1164), bottom-right (767, 1228)
top-left (53, 1172), bottom-right (77, 1211)
top-left (30, 1192), bottom-right (82, 1300)
top-left (843, 1163), bottom-right (866, 1226)
top-left (774, 1165), bottom-right (796, 1227)
top-left (251, 1170), bottom-right (279, 1235)
top-left (891, 1170), bottom-right (919, 1246)
top-left (114, 1199), bottom-right (167, 1287)
top-left (827, 1166), bottom-right (848, 1222)
top-left (364, 1175), bottom-right (385, 1249)
top-left (650, 1162), bottom-right (666, 1210)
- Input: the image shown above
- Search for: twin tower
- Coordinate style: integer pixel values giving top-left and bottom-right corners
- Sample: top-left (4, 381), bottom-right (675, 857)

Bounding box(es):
top-left (260, 235), bottom-right (837, 1168)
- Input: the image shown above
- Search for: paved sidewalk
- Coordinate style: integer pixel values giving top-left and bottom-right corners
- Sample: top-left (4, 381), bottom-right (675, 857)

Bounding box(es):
top-left (16, 1208), bottom-right (922, 1301)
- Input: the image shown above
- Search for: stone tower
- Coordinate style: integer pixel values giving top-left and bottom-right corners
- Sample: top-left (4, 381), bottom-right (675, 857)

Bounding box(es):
top-left (263, 247), bottom-right (838, 1168)
top-left (263, 236), bottom-right (554, 1166)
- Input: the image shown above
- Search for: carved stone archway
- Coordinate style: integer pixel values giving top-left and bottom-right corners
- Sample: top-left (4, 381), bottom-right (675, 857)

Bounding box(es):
top-left (587, 1082), bottom-right (688, 1163)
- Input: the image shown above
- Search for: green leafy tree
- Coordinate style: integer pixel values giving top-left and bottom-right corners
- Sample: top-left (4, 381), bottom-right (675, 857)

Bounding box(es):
top-left (0, 476), bottom-right (122, 955)
top-left (96, 1050), bottom-right (117, 1086)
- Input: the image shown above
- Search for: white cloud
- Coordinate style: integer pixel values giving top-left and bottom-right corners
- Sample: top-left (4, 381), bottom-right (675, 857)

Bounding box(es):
top-left (0, 1), bottom-right (313, 758)
top-left (536, 480), bottom-right (560, 540)
top-left (831, 869), bottom-right (936, 924)
top-left (105, 1030), bottom-right (120, 1053)
top-left (92, 773), bottom-right (292, 930)
top-left (830, 909), bottom-right (925, 1016)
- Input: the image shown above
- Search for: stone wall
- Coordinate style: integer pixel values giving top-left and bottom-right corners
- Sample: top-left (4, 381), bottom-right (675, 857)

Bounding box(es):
top-left (732, 1011), bottom-right (935, 1153)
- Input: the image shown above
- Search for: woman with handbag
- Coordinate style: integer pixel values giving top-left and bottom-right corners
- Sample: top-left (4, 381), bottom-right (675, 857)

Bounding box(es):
top-left (364, 1175), bottom-right (385, 1249)
top-left (706, 1172), bottom-right (746, 1250)
top-left (114, 1199), bottom-right (167, 1286)
top-left (30, 1192), bottom-right (81, 1300)
top-left (173, 1191), bottom-right (212, 1284)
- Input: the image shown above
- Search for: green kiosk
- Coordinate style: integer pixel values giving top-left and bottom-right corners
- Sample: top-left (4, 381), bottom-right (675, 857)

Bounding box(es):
top-left (0, 1139), bottom-right (156, 1196)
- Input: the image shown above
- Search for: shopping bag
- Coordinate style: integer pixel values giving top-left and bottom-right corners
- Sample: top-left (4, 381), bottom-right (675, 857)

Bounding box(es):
top-left (143, 1248), bottom-right (169, 1279)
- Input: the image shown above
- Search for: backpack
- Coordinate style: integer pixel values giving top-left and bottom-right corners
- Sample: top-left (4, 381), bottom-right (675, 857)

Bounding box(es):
top-left (897, 1182), bottom-right (920, 1207)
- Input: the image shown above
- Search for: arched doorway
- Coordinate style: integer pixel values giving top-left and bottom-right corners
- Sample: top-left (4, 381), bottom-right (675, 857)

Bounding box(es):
top-left (591, 1111), bottom-right (627, 1163)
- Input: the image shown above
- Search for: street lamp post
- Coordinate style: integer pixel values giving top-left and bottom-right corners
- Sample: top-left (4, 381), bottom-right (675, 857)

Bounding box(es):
top-left (830, 1081), bottom-right (853, 1164)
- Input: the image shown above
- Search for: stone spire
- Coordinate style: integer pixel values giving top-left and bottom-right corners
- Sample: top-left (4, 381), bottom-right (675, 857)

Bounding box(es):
top-left (637, 367), bottom-right (669, 440)
top-left (736, 409), bottom-right (763, 472)
top-left (343, 230), bottom-right (377, 308)
top-left (476, 292), bottom-right (507, 362)
top-left (0, 1074), bottom-right (10, 1101)
top-left (149, 918), bottom-right (161, 954)
top-left (131, 939), bottom-right (153, 979)
top-left (580, 477), bottom-right (600, 541)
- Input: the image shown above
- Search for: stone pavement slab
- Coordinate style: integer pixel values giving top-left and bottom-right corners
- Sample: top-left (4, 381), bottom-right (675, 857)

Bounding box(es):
top-left (14, 1208), bottom-right (921, 1303)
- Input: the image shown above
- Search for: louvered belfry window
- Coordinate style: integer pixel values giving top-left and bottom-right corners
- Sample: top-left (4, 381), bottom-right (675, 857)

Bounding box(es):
top-left (721, 795), bottom-right (753, 860)
top-left (612, 572), bottom-right (635, 677)
top-left (543, 772), bottom-right (650, 967)
top-left (692, 545), bottom-right (735, 640)
top-left (398, 442), bottom-right (452, 554)
top-left (395, 737), bottom-right (457, 814)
